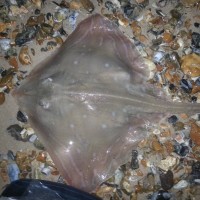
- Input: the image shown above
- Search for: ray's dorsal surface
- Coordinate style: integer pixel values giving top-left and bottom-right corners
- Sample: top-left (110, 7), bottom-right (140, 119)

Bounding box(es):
top-left (13, 14), bottom-right (200, 192)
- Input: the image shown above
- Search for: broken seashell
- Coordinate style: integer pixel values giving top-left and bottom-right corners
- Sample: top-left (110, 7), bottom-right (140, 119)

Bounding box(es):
top-left (18, 46), bottom-right (31, 65)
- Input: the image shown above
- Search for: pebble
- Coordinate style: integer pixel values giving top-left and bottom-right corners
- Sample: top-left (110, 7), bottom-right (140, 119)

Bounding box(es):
top-left (69, 0), bottom-right (83, 10)
top-left (159, 170), bottom-right (174, 190)
top-left (151, 190), bottom-right (172, 200)
top-left (41, 166), bottom-right (51, 176)
top-left (7, 150), bottom-right (15, 161)
top-left (121, 178), bottom-right (132, 194)
top-left (190, 122), bottom-right (200, 146)
top-left (7, 124), bottom-right (24, 139)
top-left (151, 136), bottom-right (163, 152)
top-left (158, 156), bottom-right (176, 171)
top-left (162, 32), bottom-right (174, 43)
top-left (8, 57), bottom-right (18, 69)
top-left (17, 110), bottom-right (28, 123)
top-left (80, 0), bottom-right (95, 13)
top-left (153, 51), bottom-right (165, 63)
top-left (192, 145), bottom-right (200, 160)
top-left (143, 173), bottom-right (155, 191)
top-left (29, 134), bottom-right (37, 143)
top-left (33, 138), bottom-right (45, 150)
top-left (191, 32), bottom-right (200, 54)
top-left (0, 39), bottom-right (11, 51)
top-left (170, 9), bottom-right (181, 21)
top-left (180, 79), bottom-right (193, 93)
top-left (168, 115), bottom-right (178, 124)
top-left (173, 180), bottom-right (188, 189)
top-left (191, 161), bottom-right (200, 180)
top-left (7, 163), bottom-right (20, 182)
top-left (114, 168), bottom-right (124, 185)
top-left (68, 12), bottom-right (79, 30)
top-left (181, 53), bottom-right (200, 77)
top-left (105, 1), bottom-right (116, 12)
top-left (54, 8), bottom-right (69, 23)
top-left (0, 92), bottom-right (5, 105)
top-left (15, 27), bottom-right (37, 46)
top-left (131, 150), bottom-right (139, 170)
top-left (174, 143), bottom-right (189, 157)
top-left (123, 4), bottom-right (142, 20)
top-left (35, 9), bottom-right (40, 15)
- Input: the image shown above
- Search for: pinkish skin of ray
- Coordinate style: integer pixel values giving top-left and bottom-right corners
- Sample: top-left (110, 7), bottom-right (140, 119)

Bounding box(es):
top-left (13, 14), bottom-right (200, 192)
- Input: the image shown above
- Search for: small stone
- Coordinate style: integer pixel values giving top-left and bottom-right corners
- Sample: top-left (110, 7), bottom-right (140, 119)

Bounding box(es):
top-left (152, 137), bottom-right (163, 152)
top-left (159, 170), bottom-right (174, 190)
top-left (17, 110), bottom-right (28, 123)
top-left (174, 143), bottom-right (189, 157)
top-left (175, 38), bottom-right (183, 50)
top-left (130, 150), bottom-right (139, 170)
top-left (123, 4), bottom-right (142, 20)
top-left (194, 22), bottom-right (200, 28)
top-left (114, 168), bottom-right (123, 185)
top-left (134, 184), bottom-right (143, 193)
top-left (7, 150), bottom-right (15, 161)
top-left (7, 124), bottom-right (23, 139)
top-left (164, 141), bottom-right (174, 154)
top-left (10, 5), bottom-right (28, 16)
top-left (160, 129), bottom-right (171, 137)
top-left (69, 0), bottom-right (83, 9)
top-left (191, 161), bottom-right (200, 180)
top-left (191, 32), bottom-right (200, 54)
top-left (192, 145), bottom-right (200, 160)
top-left (191, 96), bottom-right (197, 102)
top-left (41, 167), bottom-right (51, 176)
top-left (121, 178), bottom-right (132, 194)
top-left (180, 79), bottom-right (192, 93)
top-left (182, 0), bottom-right (200, 7)
top-left (0, 39), bottom-right (11, 51)
top-left (130, 21), bottom-right (142, 36)
top-left (29, 134), bottom-right (37, 143)
top-left (151, 190), bottom-right (172, 200)
top-left (174, 133), bottom-right (185, 144)
top-left (32, 0), bottom-right (42, 9)
top-left (51, 170), bottom-right (59, 176)
top-left (135, 169), bottom-right (143, 176)
top-left (168, 115), bottom-right (178, 124)
top-left (0, 72), bottom-right (13, 89)
top-left (190, 122), bottom-right (200, 146)
top-left (162, 32), bottom-right (174, 43)
top-left (7, 163), bottom-right (20, 182)
top-left (156, 0), bottom-right (167, 7)
top-left (192, 85), bottom-right (200, 94)
top-left (173, 180), bottom-right (188, 189)
top-left (80, 0), bottom-right (94, 13)
top-left (170, 9), bottom-right (181, 21)
top-left (143, 173), bottom-right (155, 191)
top-left (8, 57), bottom-right (18, 69)
top-left (34, 138), bottom-right (45, 150)
top-left (173, 121), bottom-right (185, 131)
top-left (36, 151), bottom-right (47, 163)
top-left (35, 9), bottom-right (40, 15)
top-left (105, 1), bottom-right (116, 12)
top-left (196, 77), bottom-right (200, 86)
top-left (0, 92), bottom-right (5, 105)
top-left (181, 54), bottom-right (200, 77)
top-left (158, 156), bottom-right (177, 171)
